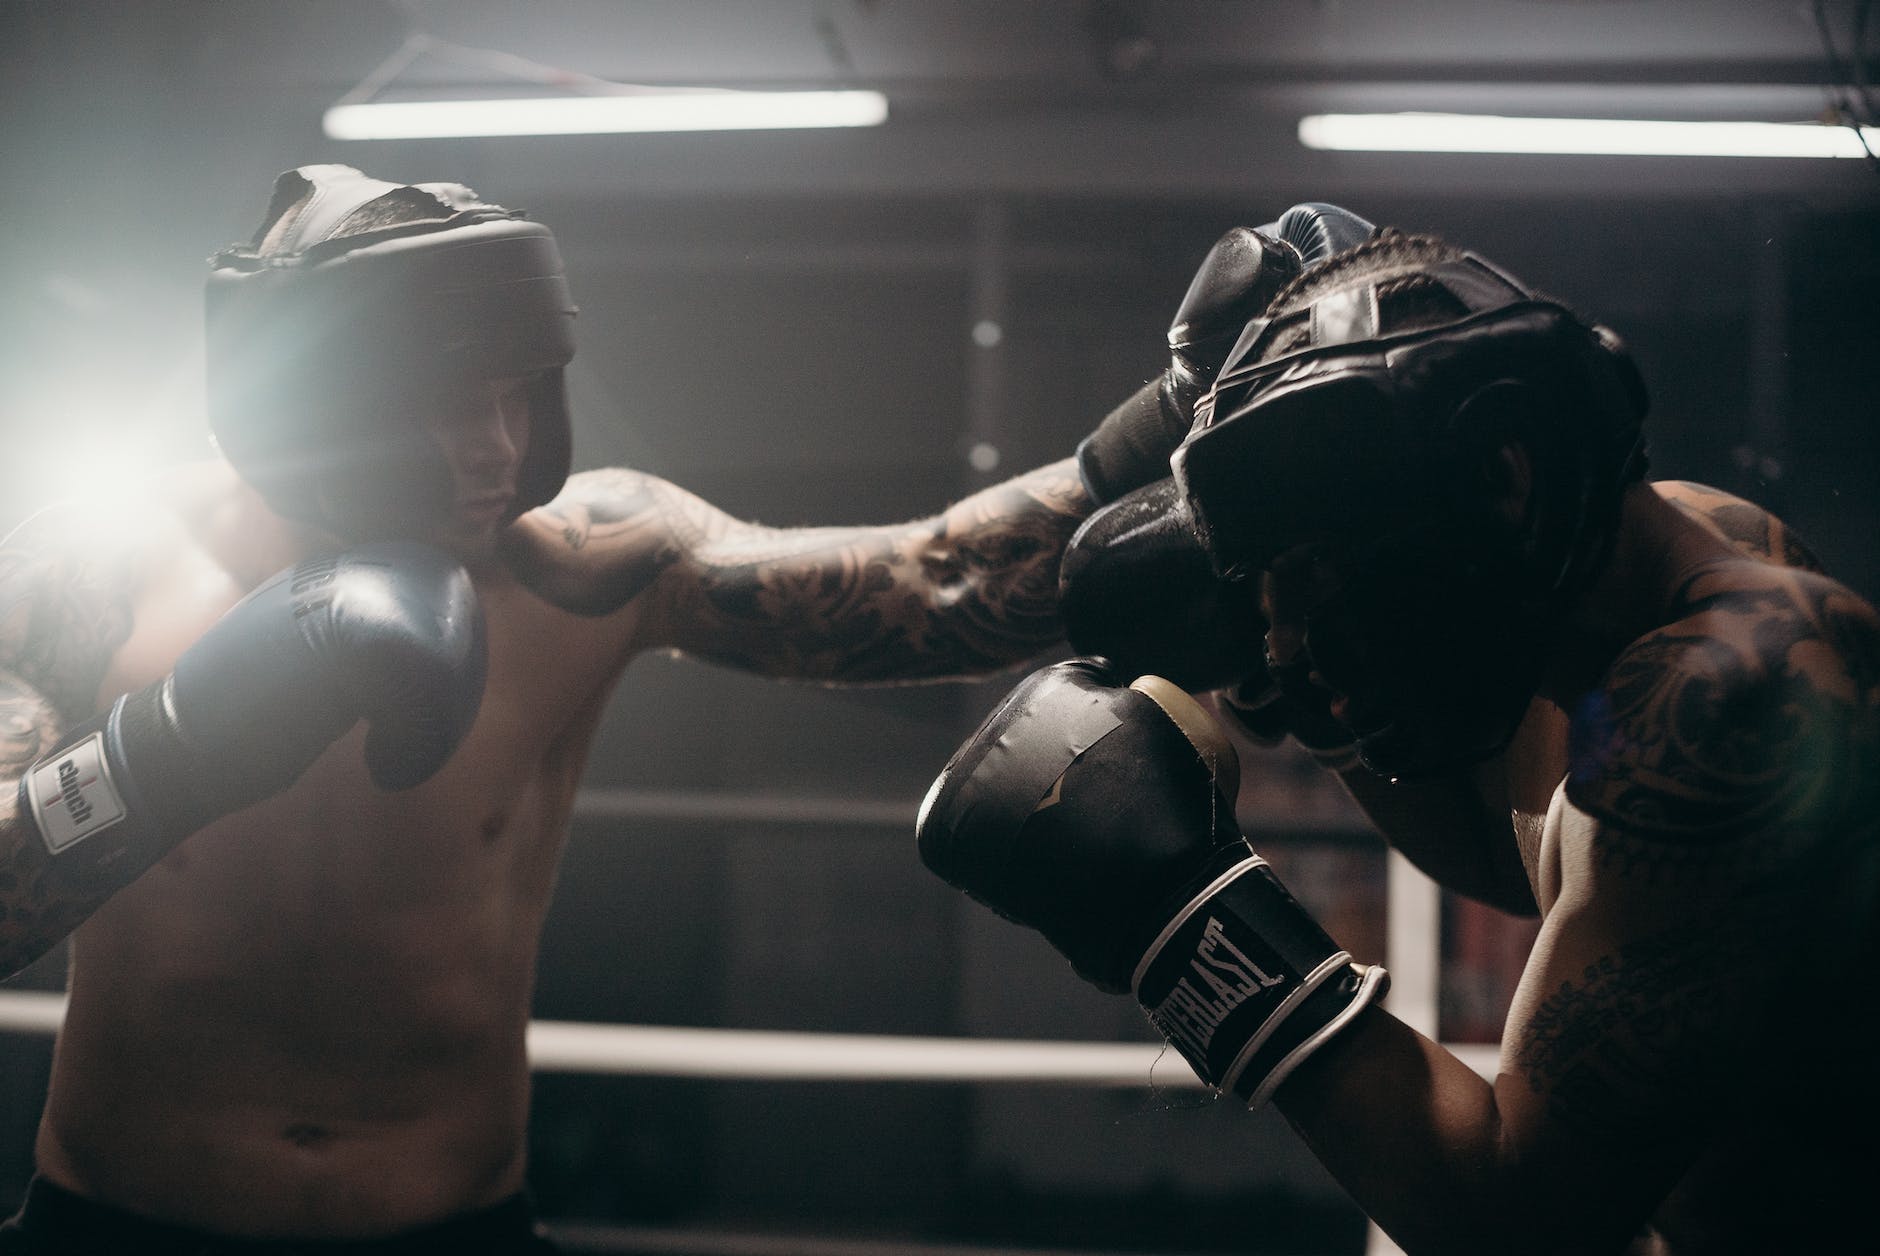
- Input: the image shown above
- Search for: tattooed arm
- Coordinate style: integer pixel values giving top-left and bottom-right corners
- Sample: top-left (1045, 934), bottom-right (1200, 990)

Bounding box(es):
top-left (1266, 566), bottom-right (1880, 1254)
top-left (0, 508), bottom-right (139, 976)
top-left (501, 460), bottom-right (1092, 681)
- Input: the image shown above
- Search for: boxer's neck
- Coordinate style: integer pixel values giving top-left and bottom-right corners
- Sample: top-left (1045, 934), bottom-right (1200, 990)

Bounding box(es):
top-left (1540, 484), bottom-right (1739, 704)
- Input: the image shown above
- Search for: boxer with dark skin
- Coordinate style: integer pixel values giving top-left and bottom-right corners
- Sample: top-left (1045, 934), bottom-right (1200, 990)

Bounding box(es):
top-left (0, 167), bottom-right (1308, 1250)
top-left (1265, 476), bottom-right (1880, 1255)
top-left (922, 230), bottom-right (1880, 1255)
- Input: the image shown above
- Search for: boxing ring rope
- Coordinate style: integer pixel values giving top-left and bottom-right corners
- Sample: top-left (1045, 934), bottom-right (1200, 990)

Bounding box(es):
top-left (0, 792), bottom-right (1495, 1256)
top-left (2, 987), bottom-right (1496, 1256)
top-left (571, 786), bottom-right (1372, 835)
top-left (0, 988), bottom-right (1203, 1086)
top-left (0, 989), bottom-right (1497, 1085)
top-left (0, 790), bottom-right (1499, 1085)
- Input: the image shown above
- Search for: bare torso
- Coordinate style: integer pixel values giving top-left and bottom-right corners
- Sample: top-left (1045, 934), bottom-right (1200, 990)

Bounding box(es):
top-left (13, 450), bottom-right (1088, 1239)
top-left (36, 469), bottom-right (632, 1236)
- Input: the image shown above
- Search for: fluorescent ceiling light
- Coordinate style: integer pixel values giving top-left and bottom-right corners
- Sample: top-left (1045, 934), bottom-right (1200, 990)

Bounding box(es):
top-left (324, 90), bottom-right (888, 140)
top-left (1299, 112), bottom-right (1877, 159)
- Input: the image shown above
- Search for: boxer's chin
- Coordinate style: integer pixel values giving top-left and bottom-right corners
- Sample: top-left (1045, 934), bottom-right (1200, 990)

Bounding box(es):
top-left (424, 516), bottom-right (505, 568)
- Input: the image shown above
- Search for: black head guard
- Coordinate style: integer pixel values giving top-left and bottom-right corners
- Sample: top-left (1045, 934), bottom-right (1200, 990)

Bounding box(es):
top-left (205, 165), bottom-right (577, 537)
top-left (1171, 244), bottom-right (1648, 779)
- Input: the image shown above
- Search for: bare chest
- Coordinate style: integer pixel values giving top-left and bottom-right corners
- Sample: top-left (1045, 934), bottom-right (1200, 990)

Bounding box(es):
top-left (89, 555), bottom-right (630, 961)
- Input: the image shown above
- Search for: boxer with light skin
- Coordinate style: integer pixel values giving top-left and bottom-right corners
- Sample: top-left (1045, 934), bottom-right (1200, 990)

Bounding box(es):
top-left (925, 229), bottom-right (1880, 1254)
top-left (0, 168), bottom-right (1354, 1250)
top-left (0, 169), bottom-right (1086, 1249)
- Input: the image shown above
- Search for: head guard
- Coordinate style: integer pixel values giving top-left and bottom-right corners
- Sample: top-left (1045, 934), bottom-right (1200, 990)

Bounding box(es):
top-left (205, 165), bottom-right (577, 537)
top-left (1170, 240), bottom-right (1648, 780)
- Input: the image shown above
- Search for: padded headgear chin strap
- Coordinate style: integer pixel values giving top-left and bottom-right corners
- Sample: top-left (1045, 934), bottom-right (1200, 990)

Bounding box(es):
top-left (1171, 247), bottom-right (1649, 780)
top-left (205, 165), bottom-right (578, 537)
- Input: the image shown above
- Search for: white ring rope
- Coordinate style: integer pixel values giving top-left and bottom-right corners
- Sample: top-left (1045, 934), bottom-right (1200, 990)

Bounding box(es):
top-left (0, 990), bottom-right (1200, 1086)
top-left (568, 786), bottom-right (1369, 835)
top-left (0, 781), bottom-right (1482, 1088)
top-left (0, 989), bottom-right (1498, 1083)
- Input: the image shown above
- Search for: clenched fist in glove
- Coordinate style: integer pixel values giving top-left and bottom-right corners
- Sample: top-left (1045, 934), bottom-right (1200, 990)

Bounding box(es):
top-left (916, 658), bottom-right (1385, 1107)
top-left (1074, 203), bottom-right (1378, 506)
top-left (19, 541), bottom-right (486, 887)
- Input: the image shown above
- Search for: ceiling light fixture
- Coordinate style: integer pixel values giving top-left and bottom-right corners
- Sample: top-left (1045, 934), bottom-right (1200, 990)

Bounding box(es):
top-left (324, 89), bottom-right (888, 140)
top-left (1298, 112), bottom-right (1877, 159)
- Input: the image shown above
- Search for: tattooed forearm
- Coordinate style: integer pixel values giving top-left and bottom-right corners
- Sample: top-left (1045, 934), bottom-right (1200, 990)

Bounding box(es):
top-left (0, 545), bottom-right (135, 720)
top-left (0, 522), bottom-right (142, 975)
top-left (502, 460), bottom-right (1092, 680)
top-left (0, 672), bottom-right (97, 974)
top-left (681, 459), bottom-right (1090, 682)
top-left (0, 837), bottom-right (110, 977)
top-left (0, 674), bottom-right (59, 783)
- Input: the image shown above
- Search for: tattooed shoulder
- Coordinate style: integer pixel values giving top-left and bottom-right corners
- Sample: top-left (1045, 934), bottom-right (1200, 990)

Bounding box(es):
top-left (0, 505), bottom-right (140, 722)
top-left (1566, 566), bottom-right (1880, 875)
top-left (1655, 479), bottom-right (1824, 572)
top-left (500, 468), bottom-right (707, 616)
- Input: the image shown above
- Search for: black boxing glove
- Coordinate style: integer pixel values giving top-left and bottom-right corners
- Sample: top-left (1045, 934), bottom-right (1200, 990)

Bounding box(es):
top-left (1058, 476), bottom-right (1360, 757)
top-left (1076, 228), bottom-right (1302, 505)
top-left (917, 658), bottom-right (1387, 1107)
top-left (18, 541), bottom-right (486, 886)
top-left (1059, 478), bottom-right (1267, 693)
top-left (1075, 204), bottom-right (1378, 506)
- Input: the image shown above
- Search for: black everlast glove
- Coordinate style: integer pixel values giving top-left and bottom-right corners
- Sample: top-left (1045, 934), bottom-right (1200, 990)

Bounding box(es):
top-left (1058, 478), bottom-right (1267, 693)
top-left (1059, 475), bottom-right (1364, 758)
top-left (917, 659), bottom-right (1387, 1107)
top-left (18, 541), bottom-right (486, 887)
top-left (1075, 204), bottom-right (1378, 506)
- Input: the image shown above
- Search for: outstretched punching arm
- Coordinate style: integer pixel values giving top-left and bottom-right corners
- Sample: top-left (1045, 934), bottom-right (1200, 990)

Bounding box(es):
top-left (500, 459), bottom-right (1089, 681)
top-left (498, 204), bottom-right (1378, 683)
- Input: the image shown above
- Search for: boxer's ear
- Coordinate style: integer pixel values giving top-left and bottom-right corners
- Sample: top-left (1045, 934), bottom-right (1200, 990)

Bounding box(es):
top-left (1486, 441), bottom-right (1534, 528)
top-left (1451, 379), bottom-right (1541, 531)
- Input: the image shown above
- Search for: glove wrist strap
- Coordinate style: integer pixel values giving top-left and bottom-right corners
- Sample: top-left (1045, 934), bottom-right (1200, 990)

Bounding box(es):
top-left (1075, 377), bottom-right (1185, 506)
top-left (20, 694), bottom-right (158, 887)
top-left (1132, 854), bottom-right (1387, 1108)
top-left (18, 682), bottom-right (216, 889)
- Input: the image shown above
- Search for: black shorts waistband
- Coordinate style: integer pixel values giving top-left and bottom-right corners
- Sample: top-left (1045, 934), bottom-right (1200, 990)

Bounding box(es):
top-left (6, 1177), bottom-right (551, 1255)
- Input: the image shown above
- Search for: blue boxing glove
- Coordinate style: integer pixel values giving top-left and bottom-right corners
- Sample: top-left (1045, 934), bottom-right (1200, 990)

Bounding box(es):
top-left (18, 541), bottom-right (485, 886)
top-left (1075, 204), bottom-right (1378, 505)
top-left (917, 658), bottom-right (1386, 1107)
